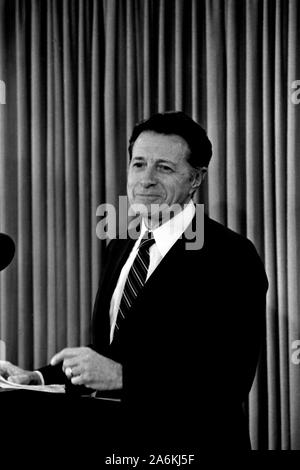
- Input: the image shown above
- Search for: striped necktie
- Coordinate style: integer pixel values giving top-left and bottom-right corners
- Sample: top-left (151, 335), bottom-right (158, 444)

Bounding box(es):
top-left (113, 231), bottom-right (155, 340)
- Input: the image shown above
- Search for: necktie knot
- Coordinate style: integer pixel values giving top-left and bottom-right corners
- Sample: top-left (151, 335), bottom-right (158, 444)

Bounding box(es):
top-left (139, 231), bottom-right (155, 251)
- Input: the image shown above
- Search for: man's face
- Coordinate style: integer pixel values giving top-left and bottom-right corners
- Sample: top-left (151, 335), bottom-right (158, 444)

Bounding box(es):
top-left (127, 131), bottom-right (203, 223)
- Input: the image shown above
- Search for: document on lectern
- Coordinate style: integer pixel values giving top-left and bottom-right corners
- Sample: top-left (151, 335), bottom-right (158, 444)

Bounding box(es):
top-left (0, 375), bottom-right (65, 393)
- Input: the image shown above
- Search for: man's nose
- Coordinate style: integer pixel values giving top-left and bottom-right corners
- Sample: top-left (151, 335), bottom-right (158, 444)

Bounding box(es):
top-left (140, 166), bottom-right (157, 186)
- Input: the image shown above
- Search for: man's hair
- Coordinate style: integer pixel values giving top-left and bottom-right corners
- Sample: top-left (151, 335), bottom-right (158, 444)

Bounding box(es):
top-left (128, 111), bottom-right (212, 169)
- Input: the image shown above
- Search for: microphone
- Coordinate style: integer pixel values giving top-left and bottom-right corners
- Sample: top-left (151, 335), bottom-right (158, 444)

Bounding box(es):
top-left (0, 233), bottom-right (15, 271)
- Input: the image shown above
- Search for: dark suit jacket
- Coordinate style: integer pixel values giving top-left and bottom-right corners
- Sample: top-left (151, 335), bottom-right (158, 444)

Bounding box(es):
top-left (40, 215), bottom-right (268, 450)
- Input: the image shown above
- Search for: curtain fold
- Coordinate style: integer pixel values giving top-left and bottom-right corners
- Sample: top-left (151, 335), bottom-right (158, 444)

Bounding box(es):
top-left (16, 0), bottom-right (33, 368)
top-left (0, 0), bottom-right (299, 450)
top-left (262, 0), bottom-right (279, 451)
top-left (274, 0), bottom-right (289, 450)
top-left (287, 0), bottom-right (300, 451)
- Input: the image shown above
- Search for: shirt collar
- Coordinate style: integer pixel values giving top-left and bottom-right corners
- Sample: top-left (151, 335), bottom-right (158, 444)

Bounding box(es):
top-left (140, 200), bottom-right (195, 258)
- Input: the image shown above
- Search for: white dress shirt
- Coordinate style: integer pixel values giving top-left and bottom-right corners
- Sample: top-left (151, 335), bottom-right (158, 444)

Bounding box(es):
top-left (109, 200), bottom-right (195, 343)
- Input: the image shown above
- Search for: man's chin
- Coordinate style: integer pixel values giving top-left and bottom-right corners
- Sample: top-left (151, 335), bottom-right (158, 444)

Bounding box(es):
top-left (129, 201), bottom-right (163, 217)
top-left (128, 201), bottom-right (183, 227)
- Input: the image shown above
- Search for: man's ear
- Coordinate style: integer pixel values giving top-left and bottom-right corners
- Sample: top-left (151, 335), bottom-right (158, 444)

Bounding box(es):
top-left (190, 167), bottom-right (207, 192)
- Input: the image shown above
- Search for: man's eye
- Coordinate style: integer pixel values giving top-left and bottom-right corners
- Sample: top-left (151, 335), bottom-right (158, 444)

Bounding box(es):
top-left (157, 164), bottom-right (173, 173)
top-left (132, 162), bottom-right (144, 168)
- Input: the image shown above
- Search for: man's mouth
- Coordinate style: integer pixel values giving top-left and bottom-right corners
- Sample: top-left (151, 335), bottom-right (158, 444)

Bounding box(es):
top-left (135, 194), bottom-right (161, 199)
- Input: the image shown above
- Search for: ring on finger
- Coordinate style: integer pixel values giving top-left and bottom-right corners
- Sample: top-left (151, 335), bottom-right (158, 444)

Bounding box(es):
top-left (65, 366), bottom-right (73, 379)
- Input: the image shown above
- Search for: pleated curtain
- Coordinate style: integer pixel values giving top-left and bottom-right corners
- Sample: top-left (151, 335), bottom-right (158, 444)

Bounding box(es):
top-left (0, 0), bottom-right (299, 450)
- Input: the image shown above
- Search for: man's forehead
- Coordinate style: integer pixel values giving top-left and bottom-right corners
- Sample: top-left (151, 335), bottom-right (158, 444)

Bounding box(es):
top-left (132, 131), bottom-right (190, 157)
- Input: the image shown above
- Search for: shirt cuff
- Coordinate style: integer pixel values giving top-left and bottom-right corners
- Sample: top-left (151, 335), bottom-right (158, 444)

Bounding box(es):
top-left (34, 370), bottom-right (45, 385)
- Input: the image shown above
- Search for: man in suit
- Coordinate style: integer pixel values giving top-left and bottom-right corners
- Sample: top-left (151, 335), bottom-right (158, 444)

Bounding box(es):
top-left (0, 111), bottom-right (268, 450)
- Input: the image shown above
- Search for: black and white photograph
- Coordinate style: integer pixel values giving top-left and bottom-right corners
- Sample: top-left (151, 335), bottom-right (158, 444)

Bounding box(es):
top-left (0, 0), bottom-right (299, 462)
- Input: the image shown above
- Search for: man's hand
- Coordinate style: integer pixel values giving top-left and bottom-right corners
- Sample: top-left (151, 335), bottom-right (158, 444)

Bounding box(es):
top-left (0, 360), bottom-right (42, 385)
top-left (50, 347), bottom-right (122, 391)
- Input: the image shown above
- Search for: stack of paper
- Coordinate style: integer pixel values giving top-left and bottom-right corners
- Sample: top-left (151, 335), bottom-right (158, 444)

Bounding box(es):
top-left (0, 375), bottom-right (65, 393)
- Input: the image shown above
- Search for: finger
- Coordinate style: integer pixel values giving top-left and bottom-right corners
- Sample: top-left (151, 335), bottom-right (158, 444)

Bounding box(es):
top-left (64, 367), bottom-right (73, 379)
top-left (71, 374), bottom-right (85, 386)
top-left (68, 365), bottom-right (82, 377)
top-left (50, 348), bottom-right (81, 366)
top-left (0, 360), bottom-right (10, 367)
top-left (7, 374), bottom-right (30, 385)
top-left (0, 360), bottom-right (10, 374)
top-left (64, 363), bottom-right (83, 379)
top-left (63, 357), bottom-right (80, 370)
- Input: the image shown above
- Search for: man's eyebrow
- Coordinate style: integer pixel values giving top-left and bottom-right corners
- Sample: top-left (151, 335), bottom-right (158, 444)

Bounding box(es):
top-left (132, 156), bottom-right (176, 166)
top-left (156, 158), bottom-right (176, 166)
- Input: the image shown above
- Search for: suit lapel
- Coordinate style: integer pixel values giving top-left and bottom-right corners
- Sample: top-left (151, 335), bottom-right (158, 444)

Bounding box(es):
top-left (93, 238), bottom-right (135, 350)
top-left (107, 238), bottom-right (136, 297)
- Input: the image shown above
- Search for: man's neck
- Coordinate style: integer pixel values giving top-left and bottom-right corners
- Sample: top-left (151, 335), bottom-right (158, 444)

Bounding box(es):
top-left (143, 199), bottom-right (194, 230)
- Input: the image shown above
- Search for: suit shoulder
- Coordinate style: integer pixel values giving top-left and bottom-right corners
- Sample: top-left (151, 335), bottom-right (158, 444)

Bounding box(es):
top-left (205, 216), bottom-right (253, 251)
top-left (205, 216), bottom-right (268, 290)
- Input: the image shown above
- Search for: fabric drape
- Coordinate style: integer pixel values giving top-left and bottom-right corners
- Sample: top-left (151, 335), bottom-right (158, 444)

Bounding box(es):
top-left (0, 0), bottom-right (299, 450)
